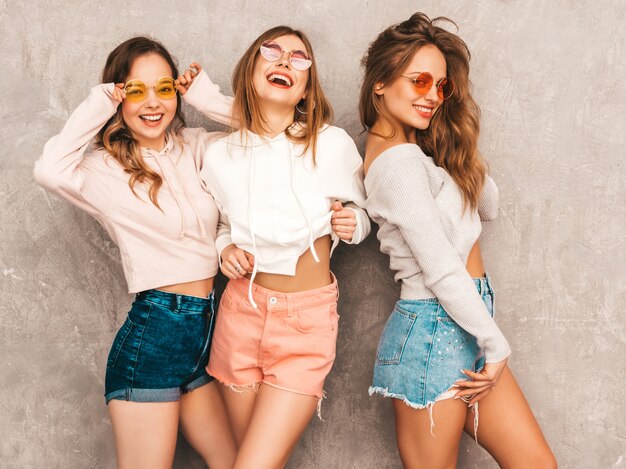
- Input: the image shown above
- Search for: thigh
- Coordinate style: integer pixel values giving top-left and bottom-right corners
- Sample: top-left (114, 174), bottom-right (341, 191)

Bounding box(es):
top-left (179, 381), bottom-right (237, 469)
top-left (464, 367), bottom-right (556, 468)
top-left (393, 397), bottom-right (468, 469)
top-left (219, 382), bottom-right (260, 446)
top-left (108, 400), bottom-right (180, 469)
top-left (234, 384), bottom-right (318, 469)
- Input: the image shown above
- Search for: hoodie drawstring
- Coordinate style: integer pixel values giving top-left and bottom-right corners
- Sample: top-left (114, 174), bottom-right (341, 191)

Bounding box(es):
top-left (247, 139), bottom-right (259, 308)
top-left (153, 155), bottom-right (186, 239)
top-left (150, 138), bottom-right (209, 240)
top-left (178, 177), bottom-right (208, 239)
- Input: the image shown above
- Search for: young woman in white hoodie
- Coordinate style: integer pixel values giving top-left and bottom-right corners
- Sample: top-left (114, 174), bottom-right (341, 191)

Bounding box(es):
top-left (34, 36), bottom-right (237, 468)
top-left (183, 26), bottom-right (371, 468)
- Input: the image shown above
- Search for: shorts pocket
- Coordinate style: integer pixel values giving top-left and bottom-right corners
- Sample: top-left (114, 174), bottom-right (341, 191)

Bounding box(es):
top-left (429, 316), bottom-right (478, 369)
top-left (376, 307), bottom-right (416, 365)
top-left (219, 286), bottom-right (242, 312)
top-left (106, 317), bottom-right (135, 369)
top-left (295, 303), bottom-right (338, 334)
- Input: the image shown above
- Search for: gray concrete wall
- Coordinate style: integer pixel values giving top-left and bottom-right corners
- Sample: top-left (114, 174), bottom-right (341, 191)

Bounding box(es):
top-left (2, 0), bottom-right (624, 467)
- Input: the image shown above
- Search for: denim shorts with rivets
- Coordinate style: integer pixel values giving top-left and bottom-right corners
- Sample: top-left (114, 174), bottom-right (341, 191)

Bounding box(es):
top-left (369, 276), bottom-right (495, 408)
top-left (105, 289), bottom-right (216, 404)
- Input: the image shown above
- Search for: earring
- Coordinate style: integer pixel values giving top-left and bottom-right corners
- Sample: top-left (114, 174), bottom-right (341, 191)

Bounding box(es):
top-left (296, 99), bottom-right (315, 115)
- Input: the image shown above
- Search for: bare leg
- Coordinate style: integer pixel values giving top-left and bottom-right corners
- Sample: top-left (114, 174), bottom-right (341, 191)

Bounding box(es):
top-left (464, 367), bottom-right (557, 468)
top-left (109, 400), bottom-right (180, 469)
top-left (233, 384), bottom-right (319, 469)
top-left (219, 382), bottom-right (260, 446)
top-left (393, 397), bottom-right (467, 469)
top-left (179, 381), bottom-right (237, 469)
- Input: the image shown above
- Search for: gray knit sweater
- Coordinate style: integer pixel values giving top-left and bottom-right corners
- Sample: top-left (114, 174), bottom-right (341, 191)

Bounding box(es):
top-left (364, 143), bottom-right (511, 363)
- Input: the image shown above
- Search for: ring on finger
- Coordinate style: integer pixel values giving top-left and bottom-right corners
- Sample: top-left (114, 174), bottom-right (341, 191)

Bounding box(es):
top-left (234, 263), bottom-right (243, 274)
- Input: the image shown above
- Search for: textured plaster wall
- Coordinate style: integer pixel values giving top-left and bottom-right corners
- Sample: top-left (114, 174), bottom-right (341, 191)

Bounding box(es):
top-left (1, 0), bottom-right (624, 467)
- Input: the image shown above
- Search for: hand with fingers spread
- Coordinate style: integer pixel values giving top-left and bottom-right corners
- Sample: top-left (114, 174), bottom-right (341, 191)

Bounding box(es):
top-left (112, 83), bottom-right (126, 103)
top-left (176, 62), bottom-right (203, 95)
top-left (220, 243), bottom-right (255, 280)
top-left (331, 201), bottom-right (357, 241)
top-left (454, 358), bottom-right (508, 405)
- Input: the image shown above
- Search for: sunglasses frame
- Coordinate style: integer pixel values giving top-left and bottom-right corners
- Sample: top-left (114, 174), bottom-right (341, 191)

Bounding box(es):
top-left (123, 76), bottom-right (178, 103)
top-left (259, 40), bottom-right (313, 71)
top-left (402, 72), bottom-right (454, 100)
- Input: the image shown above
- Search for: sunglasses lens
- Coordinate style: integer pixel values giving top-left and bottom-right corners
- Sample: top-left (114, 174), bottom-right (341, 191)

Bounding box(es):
top-left (290, 50), bottom-right (312, 71)
top-left (438, 77), bottom-right (454, 99)
top-left (260, 41), bottom-right (282, 61)
top-left (156, 77), bottom-right (177, 99)
top-left (124, 80), bottom-right (147, 102)
top-left (412, 72), bottom-right (433, 94)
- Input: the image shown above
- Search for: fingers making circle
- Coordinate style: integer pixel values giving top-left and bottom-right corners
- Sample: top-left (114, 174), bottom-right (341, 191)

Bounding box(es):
top-left (112, 83), bottom-right (126, 103)
top-left (189, 61), bottom-right (203, 76)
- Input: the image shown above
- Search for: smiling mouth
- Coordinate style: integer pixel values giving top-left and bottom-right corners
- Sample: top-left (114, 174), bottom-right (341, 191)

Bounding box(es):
top-left (267, 73), bottom-right (293, 88)
top-left (413, 105), bottom-right (433, 116)
top-left (140, 114), bottom-right (164, 122)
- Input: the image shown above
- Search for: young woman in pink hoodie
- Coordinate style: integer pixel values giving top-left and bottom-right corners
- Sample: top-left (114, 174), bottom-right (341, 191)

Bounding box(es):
top-left (34, 36), bottom-right (236, 468)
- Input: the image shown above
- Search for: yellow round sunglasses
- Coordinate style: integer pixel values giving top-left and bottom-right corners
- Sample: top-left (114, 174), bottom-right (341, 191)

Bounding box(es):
top-left (123, 76), bottom-right (178, 103)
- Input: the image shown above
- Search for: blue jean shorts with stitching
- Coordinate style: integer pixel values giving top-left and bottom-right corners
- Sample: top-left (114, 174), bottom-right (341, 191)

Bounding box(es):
top-left (369, 276), bottom-right (495, 408)
top-left (105, 289), bottom-right (216, 403)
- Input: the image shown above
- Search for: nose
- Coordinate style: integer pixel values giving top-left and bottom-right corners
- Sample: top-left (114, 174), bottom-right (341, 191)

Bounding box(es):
top-left (424, 82), bottom-right (440, 103)
top-left (275, 50), bottom-right (292, 69)
top-left (144, 86), bottom-right (160, 106)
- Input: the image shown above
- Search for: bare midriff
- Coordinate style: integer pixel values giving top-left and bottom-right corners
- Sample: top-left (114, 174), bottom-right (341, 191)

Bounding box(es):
top-left (466, 241), bottom-right (486, 278)
top-left (157, 277), bottom-right (215, 298)
top-left (251, 235), bottom-right (333, 293)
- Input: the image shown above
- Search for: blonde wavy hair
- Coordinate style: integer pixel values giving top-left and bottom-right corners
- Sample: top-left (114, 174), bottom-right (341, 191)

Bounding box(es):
top-left (231, 26), bottom-right (333, 160)
top-left (94, 36), bottom-right (186, 208)
top-left (360, 12), bottom-right (486, 210)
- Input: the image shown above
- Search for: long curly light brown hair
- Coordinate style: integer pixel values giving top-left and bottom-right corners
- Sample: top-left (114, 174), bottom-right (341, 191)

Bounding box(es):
top-left (95, 36), bottom-right (186, 208)
top-left (360, 12), bottom-right (486, 210)
top-left (231, 26), bottom-right (333, 160)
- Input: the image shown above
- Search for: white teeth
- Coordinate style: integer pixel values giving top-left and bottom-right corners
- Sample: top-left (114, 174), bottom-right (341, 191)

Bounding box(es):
top-left (268, 74), bottom-right (292, 87)
top-left (140, 114), bottom-right (163, 121)
top-left (413, 105), bottom-right (432, 114)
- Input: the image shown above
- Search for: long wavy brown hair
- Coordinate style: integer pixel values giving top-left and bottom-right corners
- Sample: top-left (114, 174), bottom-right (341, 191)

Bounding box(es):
top-left (360, 12), bottom-right (486, 210)
top-left (231, 26), bottom-right (333, 160)
top-left (94, 36), bottom-right (186, 208)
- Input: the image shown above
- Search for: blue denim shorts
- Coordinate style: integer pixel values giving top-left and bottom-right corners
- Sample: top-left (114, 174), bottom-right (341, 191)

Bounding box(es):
top-left (369, 276), bottom-right (495, 408)
top-left (105, 289), bottom-right (216, 403)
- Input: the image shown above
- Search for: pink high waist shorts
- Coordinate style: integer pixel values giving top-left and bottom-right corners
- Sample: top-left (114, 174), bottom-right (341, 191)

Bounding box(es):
top-left (207, 275), bottom-right (339, 398)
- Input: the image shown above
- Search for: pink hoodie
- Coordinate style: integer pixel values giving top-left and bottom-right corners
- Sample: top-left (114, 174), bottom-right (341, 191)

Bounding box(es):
top-left (33, 73), bottom-right (233, 293)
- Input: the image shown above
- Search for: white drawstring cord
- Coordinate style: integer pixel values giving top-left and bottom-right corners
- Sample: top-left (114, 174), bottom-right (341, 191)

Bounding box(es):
top-left (153, 152), bottom-right (186, 238)
top-left (247, 138), bottom-right (258, 308)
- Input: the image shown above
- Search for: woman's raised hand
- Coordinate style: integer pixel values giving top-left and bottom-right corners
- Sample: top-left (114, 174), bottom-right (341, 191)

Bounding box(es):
top-left (176, 62), bottom-right (203, 95)
top-left (220, 244), bottom-right (255, 280)
top-left (112, 83), bottom-right (126, 103)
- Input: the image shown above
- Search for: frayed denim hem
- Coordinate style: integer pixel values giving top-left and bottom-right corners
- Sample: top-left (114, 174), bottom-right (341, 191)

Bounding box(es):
top-left (368, 385), bottom-right (479, 442)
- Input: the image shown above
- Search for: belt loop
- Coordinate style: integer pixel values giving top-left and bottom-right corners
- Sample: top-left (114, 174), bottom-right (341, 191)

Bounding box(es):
top-left (286, 295), bottom-right (293, 317)
top-left (175, 294), bottom-right (182, 313)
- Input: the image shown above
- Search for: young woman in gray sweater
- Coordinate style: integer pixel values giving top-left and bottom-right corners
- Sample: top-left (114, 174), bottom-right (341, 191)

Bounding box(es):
top-left (360, 13), bottom-right (556, 468)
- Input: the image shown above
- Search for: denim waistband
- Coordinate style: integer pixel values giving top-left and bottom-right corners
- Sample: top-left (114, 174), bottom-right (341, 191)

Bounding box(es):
top-left (473, 274), bottom-right (493, 295)
top-left (135, 289), bottom-right (214, 313)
